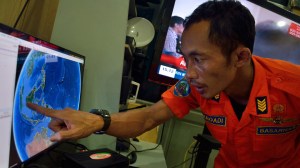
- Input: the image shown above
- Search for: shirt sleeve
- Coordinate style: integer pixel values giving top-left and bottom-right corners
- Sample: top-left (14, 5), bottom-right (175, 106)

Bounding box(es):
top-left (162, 81), bottom-right (199, 118)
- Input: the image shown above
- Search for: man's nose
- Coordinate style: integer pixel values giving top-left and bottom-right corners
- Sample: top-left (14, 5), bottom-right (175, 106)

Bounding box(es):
top-left (185, 64), bottom-right (197, 81)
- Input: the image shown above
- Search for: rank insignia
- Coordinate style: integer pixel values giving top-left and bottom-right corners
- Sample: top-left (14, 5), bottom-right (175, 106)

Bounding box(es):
top-left (174, 78), bottom-right (191, 97)
top-left (256, 96), bottom-right (268, 114)
top-left (211, 94), bottom-right (220, 102)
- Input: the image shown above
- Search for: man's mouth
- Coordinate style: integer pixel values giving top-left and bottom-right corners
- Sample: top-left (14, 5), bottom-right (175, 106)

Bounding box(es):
top-left (190, 82), bottom-right (206, 94)
top-left (196, 86), bottom-right (205, 94)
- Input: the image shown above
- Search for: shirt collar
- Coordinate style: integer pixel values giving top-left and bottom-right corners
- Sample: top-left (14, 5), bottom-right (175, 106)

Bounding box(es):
top-left (246, 56), bottom-right (271, 117)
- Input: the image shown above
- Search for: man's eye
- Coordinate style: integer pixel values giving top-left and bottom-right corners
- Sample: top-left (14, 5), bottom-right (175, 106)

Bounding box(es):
top-left (194, 57), bottom-right (200, 63)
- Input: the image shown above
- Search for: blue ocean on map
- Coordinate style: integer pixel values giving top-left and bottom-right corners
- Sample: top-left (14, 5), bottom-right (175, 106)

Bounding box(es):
top-left (13, 49), bottom-right (81, 161)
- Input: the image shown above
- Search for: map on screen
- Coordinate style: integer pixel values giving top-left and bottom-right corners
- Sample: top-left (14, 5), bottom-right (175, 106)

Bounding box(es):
top-left (13, 47), bottom-right (82, 161)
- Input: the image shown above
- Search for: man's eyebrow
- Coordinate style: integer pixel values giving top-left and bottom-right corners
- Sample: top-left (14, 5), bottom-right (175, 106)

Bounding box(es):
top-left (186, 50), bottom-right (203, 56)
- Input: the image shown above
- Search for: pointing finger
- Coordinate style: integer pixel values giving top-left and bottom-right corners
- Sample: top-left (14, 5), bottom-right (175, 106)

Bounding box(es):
top-left (50, 129), bottom-right (81, 142)
top-left (50, 132), bottom-right (63, 142)
top-left (26, 102), bottom-right (59, 118)
top-left (48, 118), bottom-right (65, 132)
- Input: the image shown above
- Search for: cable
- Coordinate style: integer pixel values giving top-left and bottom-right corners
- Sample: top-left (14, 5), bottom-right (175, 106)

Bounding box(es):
top-left (63, 141), bottom-right (89, 151)
top-left (117, 128), bottom-right (162, 153)
top-left (117, 138), bottom-right (138, 151)
top-left (135, 143), bottom-right (160, 153)
top-left (118, 106), bottom-right (166, 153)
top-left (189, 140), bottom-right (200, 168)
top-left (183, 140), bottom-right (197, 168)
top-left (14, 0), bottom-right (30, 28)
top-left (135, 122), bottom-right (165, 153)
top-left (115, 113), bottom-right (166, 165)
top-left (170, 157), bottom-right (192, 168)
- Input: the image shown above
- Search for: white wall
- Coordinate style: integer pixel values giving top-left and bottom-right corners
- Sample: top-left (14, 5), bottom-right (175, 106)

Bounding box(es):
top-left (51, 0), bottom-right (129, 150)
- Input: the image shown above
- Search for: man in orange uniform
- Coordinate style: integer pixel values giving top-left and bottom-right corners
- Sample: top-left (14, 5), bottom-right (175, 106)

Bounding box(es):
top-left (163, 55), bottom-right (300, 167)
top-left (27, 0), bottom-right (300, 167)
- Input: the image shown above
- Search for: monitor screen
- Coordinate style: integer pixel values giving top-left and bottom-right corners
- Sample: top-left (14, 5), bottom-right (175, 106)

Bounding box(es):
top-left (150, 0), bottom-right (300, 86)
top-left (0, 23), bottom-right (85, 168)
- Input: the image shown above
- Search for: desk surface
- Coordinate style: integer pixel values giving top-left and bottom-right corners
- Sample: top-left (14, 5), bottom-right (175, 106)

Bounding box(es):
top-left (122, 140), bottom-right (167, 168)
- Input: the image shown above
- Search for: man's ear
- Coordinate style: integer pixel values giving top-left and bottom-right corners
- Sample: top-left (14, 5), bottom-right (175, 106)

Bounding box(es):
top-left (235, 47), bottom-right (251, 67)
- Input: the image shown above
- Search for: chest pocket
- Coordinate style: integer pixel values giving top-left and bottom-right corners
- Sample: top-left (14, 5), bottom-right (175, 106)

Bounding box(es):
top-left (253, 117), bottom-right (300, 158)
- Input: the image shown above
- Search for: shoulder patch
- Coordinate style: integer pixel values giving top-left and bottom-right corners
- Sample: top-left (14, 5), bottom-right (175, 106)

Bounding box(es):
top-left (174, 78), bottom-right (191, 97)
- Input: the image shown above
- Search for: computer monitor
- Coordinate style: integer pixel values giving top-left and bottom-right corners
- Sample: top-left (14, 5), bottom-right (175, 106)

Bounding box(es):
top-left (148, 0), bottom-right (300, 86)
top-left (0, 23), bottom-right (85, 168)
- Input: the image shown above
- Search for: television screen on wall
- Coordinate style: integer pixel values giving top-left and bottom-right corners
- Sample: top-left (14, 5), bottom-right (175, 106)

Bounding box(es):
top-left (148, 0), bottom-right (300, 86)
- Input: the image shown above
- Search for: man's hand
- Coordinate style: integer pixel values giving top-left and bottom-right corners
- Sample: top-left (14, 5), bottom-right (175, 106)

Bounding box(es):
top-left (26, 102), bottom-right (104, 142)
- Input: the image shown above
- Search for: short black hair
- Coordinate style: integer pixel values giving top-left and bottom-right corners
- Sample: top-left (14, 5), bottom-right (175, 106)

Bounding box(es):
top-left (169, 16), bottom-right (184, 27)
top-left (184, 0), bottom-right (256, 57)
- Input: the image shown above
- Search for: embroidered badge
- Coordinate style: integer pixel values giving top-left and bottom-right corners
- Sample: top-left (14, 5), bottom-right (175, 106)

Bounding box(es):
top-left (256, 96), bottom-right (268, 114)
top-left (272, 104), bottom-right (285, 113)
top-left (211, 94), bottom-right (220, 102)
top-left (257, 125), bottom-right (299, 135)
top-left (174, 78), bottom-right (191, 97)
top-left (259, 117), bottom-right (297, 124)
top-left (273, 116), bottom-right (283, 125)
top-left (204, 114), bottom-right (226, 126)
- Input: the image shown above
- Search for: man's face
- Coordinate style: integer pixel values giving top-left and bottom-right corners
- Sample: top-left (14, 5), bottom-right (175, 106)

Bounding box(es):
top-left (181, 21), bottom-right (238, 99)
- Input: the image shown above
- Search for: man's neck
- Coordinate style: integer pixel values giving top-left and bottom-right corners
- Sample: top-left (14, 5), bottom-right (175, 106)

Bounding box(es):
top-left (225, 61), bottom-right (254, 105)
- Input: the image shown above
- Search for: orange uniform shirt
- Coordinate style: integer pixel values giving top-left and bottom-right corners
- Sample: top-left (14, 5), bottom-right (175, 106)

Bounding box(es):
top-left (162, 56), bottom-right (300, 167)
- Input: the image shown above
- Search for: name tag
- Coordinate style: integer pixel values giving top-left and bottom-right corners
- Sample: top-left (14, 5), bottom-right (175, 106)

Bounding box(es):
top-left (257, 125), bottom-right (298, 135)
top-left (204, 115), bottom-right (226, 126)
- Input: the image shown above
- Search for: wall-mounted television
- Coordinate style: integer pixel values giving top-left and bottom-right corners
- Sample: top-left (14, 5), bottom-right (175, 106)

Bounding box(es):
top-left (148, 0), bottom-right (300, 86)
top-left (0, 23), bottom-right (85, 168)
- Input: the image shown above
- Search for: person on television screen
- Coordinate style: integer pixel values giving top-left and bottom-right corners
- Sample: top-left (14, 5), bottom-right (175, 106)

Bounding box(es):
top-left (162, 16), bottom-right (184, 57)
top-left (27, 0), bottom-right (300, 167)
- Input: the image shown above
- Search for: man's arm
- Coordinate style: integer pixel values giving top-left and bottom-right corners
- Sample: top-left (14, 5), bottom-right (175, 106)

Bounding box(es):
top-left (107, 100), bottom-right (174, 138)
top-left (26, 100), bottom-right (174, 141)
